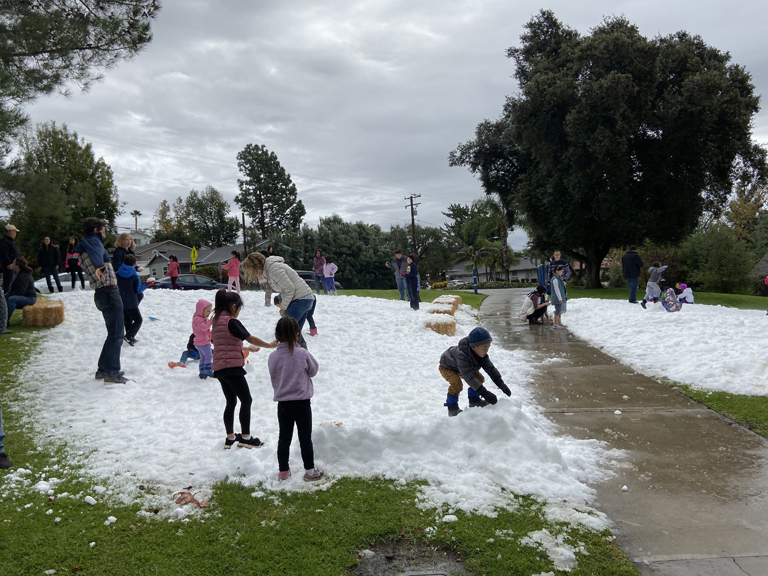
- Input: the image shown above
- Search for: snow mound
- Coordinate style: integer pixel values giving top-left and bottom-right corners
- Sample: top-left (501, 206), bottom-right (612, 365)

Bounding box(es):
top-left (18, 290), bottom-right (618, 518)
top-left (566, 299), bottom-right (768, 395)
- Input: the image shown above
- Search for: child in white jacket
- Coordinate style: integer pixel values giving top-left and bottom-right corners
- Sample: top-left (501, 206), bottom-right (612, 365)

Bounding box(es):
top-left (322, 258), bottom-right (338, 296)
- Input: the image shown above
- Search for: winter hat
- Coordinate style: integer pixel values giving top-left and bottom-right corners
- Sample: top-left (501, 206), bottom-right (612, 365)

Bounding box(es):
top-left (679, 283), bottom-right (687, 290)
top-left (468, 327), bottom-right (492, 347)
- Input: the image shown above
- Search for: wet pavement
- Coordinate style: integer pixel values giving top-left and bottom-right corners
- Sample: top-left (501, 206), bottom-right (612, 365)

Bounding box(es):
top-left (479, 289), bottom-right (768, 576)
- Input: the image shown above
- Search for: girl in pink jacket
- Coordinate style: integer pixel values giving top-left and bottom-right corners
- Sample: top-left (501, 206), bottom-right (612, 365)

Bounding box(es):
top-left (222, 251), bottom-right (241, 293)
top-left (192, 299), bottom-right (214, 378)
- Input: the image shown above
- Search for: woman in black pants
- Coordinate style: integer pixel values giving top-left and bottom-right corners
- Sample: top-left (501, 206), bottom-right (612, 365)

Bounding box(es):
top-left (524, 285), bottom-right (551, 324)
top-left (37, 237), bottom-right (63, 293)
top-left (65, 237), bottom-right (86, 290)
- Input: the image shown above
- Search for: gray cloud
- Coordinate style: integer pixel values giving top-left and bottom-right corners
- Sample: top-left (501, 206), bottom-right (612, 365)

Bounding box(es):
top-left (23, 0), bottom-right (768, 243)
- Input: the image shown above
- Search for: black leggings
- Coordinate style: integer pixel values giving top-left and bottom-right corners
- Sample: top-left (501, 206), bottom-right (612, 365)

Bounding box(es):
top-left (527, 306), bottom-right (547, 322)
top-left (277, 399), bottom-right (313, 472)
top-left (306, 297), bottom-right (316, 330)
top-left (218, 375), bottom-right (253, 436)
top-left (69, 269), bottom-right (85, 289)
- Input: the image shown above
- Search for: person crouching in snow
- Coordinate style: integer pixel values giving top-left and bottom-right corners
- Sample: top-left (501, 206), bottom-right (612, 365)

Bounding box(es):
top-left (641, 262), bottom-right (667, 308)
top-left (168, 333), bottom-right (200, 369)
top-left (193, 299), bottom-right (214, 379)
top-left (275, 293), bottom-right (319, 336)
top-left (677, 283), bottom-right (694, 305)
top-left (439, 327), bottom-right (511, 416)
top-left (661, 287), bottom-right (682, 313)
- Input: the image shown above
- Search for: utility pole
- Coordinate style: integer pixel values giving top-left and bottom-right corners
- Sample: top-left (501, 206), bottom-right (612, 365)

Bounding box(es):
top-left (404, 194), bottom-right (421, 255)
top-left (241, 213), bottom-right (248, 255)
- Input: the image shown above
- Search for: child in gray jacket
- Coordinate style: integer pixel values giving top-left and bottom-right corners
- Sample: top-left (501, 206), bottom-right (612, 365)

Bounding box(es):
top-left (641, 262), bottom-right (668, 309)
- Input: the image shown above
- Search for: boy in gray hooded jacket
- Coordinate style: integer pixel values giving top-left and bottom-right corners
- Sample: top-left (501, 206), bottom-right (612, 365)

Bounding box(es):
top-left (641, 262), bottom-right (668, 309)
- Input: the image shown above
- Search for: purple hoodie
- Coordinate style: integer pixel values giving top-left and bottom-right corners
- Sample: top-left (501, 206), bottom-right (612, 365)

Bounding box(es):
top-left (267, 343), bottom-right (319, 402)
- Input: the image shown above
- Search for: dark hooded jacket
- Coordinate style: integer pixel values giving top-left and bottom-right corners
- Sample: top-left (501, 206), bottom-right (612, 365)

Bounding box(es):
top-left (116, 263), bottom-right (146, 309)
top-left (439, 337), bottom-right (504, 392)
top-left (621, 250), bottom-right (644, 279)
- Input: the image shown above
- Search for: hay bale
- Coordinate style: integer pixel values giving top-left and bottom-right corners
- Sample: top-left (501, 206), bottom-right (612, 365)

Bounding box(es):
top-left (433, 295), bottom-right (462, 313)
top-left (425, 315), bottom-right (456, 336)
top-left (427, 303), bottom-right (455, 315)
top-left (23, 299), bottom-right (65, 327)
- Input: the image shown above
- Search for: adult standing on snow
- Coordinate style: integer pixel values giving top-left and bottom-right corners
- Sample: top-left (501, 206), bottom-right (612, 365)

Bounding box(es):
top-left (242, 252), bottom-right (315, 349)
top-left (77, 218), bottom-right (127, 384)
top-left (37, 236), bottom-right (63, 293)
top-left (0, 224), bottom-right (20, 295)
top-left (312, 250), bottom-right (326, 295)
top-left (385, 249), bottom-right (409, 301)
top-left (621, 246), bottom-right (644, 304)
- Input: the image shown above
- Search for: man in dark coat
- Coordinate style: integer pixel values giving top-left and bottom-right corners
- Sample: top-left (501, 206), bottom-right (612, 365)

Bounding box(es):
top-left (621, 246), bottom-right (644, 304)
top-left (0, 224), bottom-right (20, 295)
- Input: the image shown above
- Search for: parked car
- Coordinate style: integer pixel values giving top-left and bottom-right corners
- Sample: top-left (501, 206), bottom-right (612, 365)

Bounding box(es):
top-left (295, 270), bottom-right (344, 290)
top-left (152, 274), bottom-right (228, 291)
top-left (34, 272), bottom-right (92, 294)
top-left (447, 279), bottom-right (466, 288)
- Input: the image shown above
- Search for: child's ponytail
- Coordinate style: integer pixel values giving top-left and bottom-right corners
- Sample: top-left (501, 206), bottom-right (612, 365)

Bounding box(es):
top-left (213, 289), bottom-right (243, 323)
top-left (275, 316), bottom-right (300, 355)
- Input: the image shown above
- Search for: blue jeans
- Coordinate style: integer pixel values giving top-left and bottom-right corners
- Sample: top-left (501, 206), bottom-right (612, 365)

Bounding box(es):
top-left (93, 287), bottom-right (124, 375)
top-left (313, 274), bottom-right (326, 295)
top-left (0, 404), bottom-right (5, 454)
top-left (627, 277), bottom-right (639, 302)
top-left (285, 297), bottom-right (315, 344)
top-left (6, 295), bottom-right (37, 318)
top-left (42, 267), bottom-right (62, 292)
top-left (395, 276), bottom-right (407, 300)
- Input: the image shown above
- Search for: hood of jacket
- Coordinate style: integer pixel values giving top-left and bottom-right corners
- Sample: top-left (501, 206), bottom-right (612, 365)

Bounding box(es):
top-left (76, 233), bottom-right (109, 267)
top-left (196, 299), bottom-right (212, 317)
top-left (116, 264), bottom-right (137, 278)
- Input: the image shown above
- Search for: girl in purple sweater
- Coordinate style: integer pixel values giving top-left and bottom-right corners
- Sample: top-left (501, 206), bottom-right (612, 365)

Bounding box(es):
top-left (268, 316), bottom-right (323, 482)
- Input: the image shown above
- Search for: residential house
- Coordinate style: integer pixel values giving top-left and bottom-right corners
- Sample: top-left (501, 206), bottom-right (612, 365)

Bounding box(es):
top-left (445, 257), bottom-right (546, 283)
top-left (749, 252), bottom-right (768, 279)
top-left (143, 240), bottom-right (270, 280)
top-left (130, 230), bottom-right (153, 247)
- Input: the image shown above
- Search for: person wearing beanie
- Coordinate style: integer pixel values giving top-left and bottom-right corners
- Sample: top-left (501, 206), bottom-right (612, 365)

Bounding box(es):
top-left (438, 327), bottom-right (511, 416)
top-left (677, 283), bottom-right (694, 305)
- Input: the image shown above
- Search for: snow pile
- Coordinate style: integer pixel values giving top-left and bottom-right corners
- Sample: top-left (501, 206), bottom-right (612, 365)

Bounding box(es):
top-left (566, 299), bottom-right (768, 396)
top-left (16, 290), bottom-right (618, 517)
top-left (520, 529), bottom-right (583, 572)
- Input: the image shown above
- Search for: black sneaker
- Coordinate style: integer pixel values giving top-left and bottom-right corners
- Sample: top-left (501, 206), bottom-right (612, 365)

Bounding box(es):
top-left (104, 373), bottom-right (129, 384)
top-left (224, 437), bottom-right (237, 450)
top-left (237, 435), bottom-right (264, 449)
top-left (124, 336), bottom-right (134, 346)
top-left (468, 398), bottom-right (489, 408)
top-left (0, 452), bottom-right (13, 469)
top-left (640, 300), bottom-right (647, 309)
top-left (95, 370), bottom-right (124, 380)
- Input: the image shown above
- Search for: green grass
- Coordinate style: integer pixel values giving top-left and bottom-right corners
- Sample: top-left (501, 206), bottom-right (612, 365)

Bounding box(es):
top-left (337, 289), bottom-right (487, 310)
top-left (665, 381), bottom-right (768, 438)
top-left (567, 286), bottom-right (768, 311)
top-left (0, 308), bottom-right (637, 576)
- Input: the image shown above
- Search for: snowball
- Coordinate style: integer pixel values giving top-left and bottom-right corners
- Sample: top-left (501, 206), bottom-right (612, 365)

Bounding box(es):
top-left (442, 515), bottom-right (459, 523)
top-left (83, 496), bottom-right (97, 506)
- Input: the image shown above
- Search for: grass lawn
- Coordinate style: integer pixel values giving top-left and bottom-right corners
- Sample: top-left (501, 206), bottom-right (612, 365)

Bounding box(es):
top-left (0, 310), bottom-right (637, 576)
top-left (567, 286), bottom-right (768, 311)
top-left (337, 289), bottom-right (487, 310)
top-left (664, 381), bottom-right (768, 439)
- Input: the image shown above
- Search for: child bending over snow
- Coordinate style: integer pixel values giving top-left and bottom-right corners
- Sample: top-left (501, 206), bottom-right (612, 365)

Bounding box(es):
top-left (439, 327), bottom-right (511, 417)
top-left (268, 316), bottom-right (324, 482)
top-left (168, 333), bottom-right (200, 369)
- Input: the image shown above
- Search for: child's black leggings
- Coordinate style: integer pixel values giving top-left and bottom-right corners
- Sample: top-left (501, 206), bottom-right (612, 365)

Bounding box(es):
top-left (218, 375), bottom-right (252, 436)
top-left (277, 399), bottom-right (313, 472)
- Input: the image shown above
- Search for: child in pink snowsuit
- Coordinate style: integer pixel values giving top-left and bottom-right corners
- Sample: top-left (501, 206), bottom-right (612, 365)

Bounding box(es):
top-left (193, 299), bottom-right (214, 378)
top-left (223, 251), bottom-right (241, 293)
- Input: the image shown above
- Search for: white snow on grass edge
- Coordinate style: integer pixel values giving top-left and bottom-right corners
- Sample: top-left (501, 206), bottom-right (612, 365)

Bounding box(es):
top-left (14, 290), bottom-right (620, 526)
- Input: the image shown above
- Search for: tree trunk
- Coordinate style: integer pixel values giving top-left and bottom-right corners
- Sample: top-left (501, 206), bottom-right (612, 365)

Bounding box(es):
top-left (584, 246), bottom-right (610, 289)
top-left (500, 204), bottom-right (510, 281)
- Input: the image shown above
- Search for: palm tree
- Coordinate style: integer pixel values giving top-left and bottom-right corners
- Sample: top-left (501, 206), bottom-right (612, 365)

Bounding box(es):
top-left (461, 194), bottom-right (514, 280)
top-left (452, 240), bottom-right (498, 285)
top-left (130, 210), bottom-right (142, 231)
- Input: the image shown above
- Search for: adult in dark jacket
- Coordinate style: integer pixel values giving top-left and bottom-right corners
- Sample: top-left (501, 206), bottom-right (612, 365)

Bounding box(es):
top-left (405, 254), bottom-right (419, 311)
top-left (5, 258), bottom-right (37, 323)
top-left (385, 250), bottom-right (410, 301)
top-left (439, 327), bottom-right (512, 416)
top-left (116, 254), bottom-right (147, 345)
top-left (0, 224), bottom-right (21, 295)
top-left (37, 237), bottom-right (63, 293)
top-left (546, 250), bottom-right (571, 295)
top-left (621, 246), bottom-right (644, 304)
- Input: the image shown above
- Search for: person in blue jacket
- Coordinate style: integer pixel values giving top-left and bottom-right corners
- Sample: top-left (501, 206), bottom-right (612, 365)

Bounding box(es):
top-left (116, 254), bottom-right (147, 346)
top-left (405, 253), bottom-right (419, 311)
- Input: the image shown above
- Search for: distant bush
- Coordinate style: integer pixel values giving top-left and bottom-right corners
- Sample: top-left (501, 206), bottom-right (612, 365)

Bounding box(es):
top-left (194, 265), bottom-right (222, 281)
top-left (431, 281), bottom-right (449, 289)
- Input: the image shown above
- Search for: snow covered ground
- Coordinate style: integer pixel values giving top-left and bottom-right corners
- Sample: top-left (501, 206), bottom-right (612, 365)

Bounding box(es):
top-left (566, 298), bottom-right (768, 396)
top-left (13, 290), bottom-right (618, 520)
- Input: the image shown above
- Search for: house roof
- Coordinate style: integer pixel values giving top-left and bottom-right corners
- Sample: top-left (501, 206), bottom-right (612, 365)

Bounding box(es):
top-left (750, 252), bottom-right (768, 278)
top-left (134, 239), bottom-right (193, 255)
top-left (445, 257), bottom-right (543, 276)
top-left (143, 240), bottom-right (270, 267)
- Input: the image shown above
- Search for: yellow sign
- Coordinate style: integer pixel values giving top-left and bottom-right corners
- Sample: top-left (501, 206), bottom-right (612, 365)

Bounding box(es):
top-left (190, 246), bottom-right (198, 271)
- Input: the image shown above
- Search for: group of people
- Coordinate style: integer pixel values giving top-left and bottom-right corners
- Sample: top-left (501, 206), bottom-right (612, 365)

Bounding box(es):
top-left (311, 250), bottom-right (339, 296)
top-left (518, 250), bottom-right (571, 329)
top-left (385, 249), bottom-right (421, 310)
top-left (621, 246), bottom-right (695, 312)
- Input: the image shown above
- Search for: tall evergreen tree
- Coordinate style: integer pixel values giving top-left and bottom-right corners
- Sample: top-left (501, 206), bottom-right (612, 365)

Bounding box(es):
top-left (186, 186), bottom-right (240, 246)
top-left (235, 144), bottom-right (306, 239)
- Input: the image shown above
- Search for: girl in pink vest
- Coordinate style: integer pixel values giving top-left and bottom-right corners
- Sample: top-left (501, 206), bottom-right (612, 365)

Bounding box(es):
top-left (222, 251), bottom-right (241, 294)
top-left (268, 316), bottom-right (324, 482)
top-left (212, 290), bottom-right (276, 449)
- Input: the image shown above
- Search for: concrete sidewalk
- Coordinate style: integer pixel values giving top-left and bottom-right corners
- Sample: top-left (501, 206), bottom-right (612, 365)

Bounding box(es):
top-left (478, 289), bottom-right (768, 576)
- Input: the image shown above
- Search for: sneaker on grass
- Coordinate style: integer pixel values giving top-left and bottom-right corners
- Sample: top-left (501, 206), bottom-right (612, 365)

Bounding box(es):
top-left (0, 452), bottom-right (13, 469)
top-left (237, 435), bottom-right (264, 448)
top-left (303, 468), bottom-right (324, 482)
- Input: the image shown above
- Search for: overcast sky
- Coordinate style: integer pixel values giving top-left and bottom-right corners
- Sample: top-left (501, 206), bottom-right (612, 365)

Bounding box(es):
top-left (23, 0), bottom-right (768, 250)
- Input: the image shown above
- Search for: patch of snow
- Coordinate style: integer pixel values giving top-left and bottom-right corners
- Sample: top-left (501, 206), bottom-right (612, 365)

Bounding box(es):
top-left (520, 528), bottom-right (583, 572)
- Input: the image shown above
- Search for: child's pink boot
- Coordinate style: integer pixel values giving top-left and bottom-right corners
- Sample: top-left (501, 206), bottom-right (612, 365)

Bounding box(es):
top-left (309, 328), bottom-right (318, 336)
